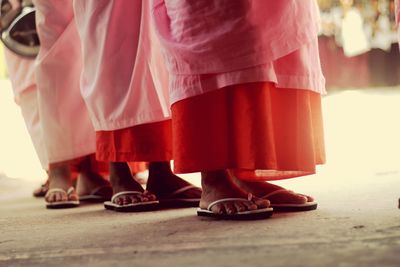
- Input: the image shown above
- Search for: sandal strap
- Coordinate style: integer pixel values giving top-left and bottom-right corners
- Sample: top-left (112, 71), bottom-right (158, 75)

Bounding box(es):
top-left (261, 189), bottom-right (294, 199)
top-left (165, 185), bottom-right (199, 198)
top-left (66, 187), bottom-right (76, 195)
top-left (207, 193), bottom-right (254, 211)
top-left (89, 185), bottom-right (112, 195)
top-left (45, 187), bottom-right (76, 197)
top-left (111, 191), bottom-right (143, 203)
top-left (46, 186), bottom-right (75, 196)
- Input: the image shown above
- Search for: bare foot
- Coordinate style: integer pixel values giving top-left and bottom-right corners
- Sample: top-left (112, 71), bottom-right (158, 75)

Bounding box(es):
top-left (45, 164), bottom-right (78, 204)
top-left (200, 170), bottom-right (270, 215)
top-left (75, 157), bottom-right (112, 199)
top-left (146, 161), bottom-right (201, 200)
top-left (231, 175), bottom-right (313, 205)
top-left (75, 172), bottom-right (111, 199)
top-left (109, 162), bottom-right (156, 206)
top-left (33, 176), bottom-right (49, 198)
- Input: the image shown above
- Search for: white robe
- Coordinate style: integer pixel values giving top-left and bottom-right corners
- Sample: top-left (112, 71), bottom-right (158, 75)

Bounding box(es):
top-left (33, 0), bottom-right (96, 163)
top-left (3, 49), bottom-right (48, 168)
top-left (73, 0), bottom-right (170, 131)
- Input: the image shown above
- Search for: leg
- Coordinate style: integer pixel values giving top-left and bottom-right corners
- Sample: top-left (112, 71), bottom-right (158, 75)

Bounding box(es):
top-left (33, 171), bottom-right (49, 197)
top-left (75, 156), bottom-right (112, 201)
top-left (146, 161), bottom-right (201, 202)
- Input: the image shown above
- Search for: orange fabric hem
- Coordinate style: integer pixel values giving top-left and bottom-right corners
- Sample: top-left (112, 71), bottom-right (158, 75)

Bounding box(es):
top-left (171, 82), bottom-right (325, 181)
top-left (96, 120), bottom-right (173, 162)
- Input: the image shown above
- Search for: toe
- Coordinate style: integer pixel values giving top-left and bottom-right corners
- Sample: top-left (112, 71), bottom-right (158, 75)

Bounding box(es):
top-left (147, 193), bottom-right (157, 201)
top-left (50, 193), bottom-right (57, 203)
top-left (211, 203), bottom-right (225, 214)
top-left (122, 196), bottom-right (133, 205)
top-left (300, 194), bottom-right (314, 202)
top-left (137, 194), bottom-right (149, 202)
top-left (60, 193), bottom-right (68, 202)
top-left (224, 202), bottom-right (236, 215)
top-left (115, 196), bottom-right (123, 205)
top-left (234, 202), bottom-right (246, 213)
top-left (253, 198), bottom-right (270, 208)
top-left (243, 201), bottom-right (258, 211)
top-left (294, 194), bottom-right (308, 204)
top-left (54, 192), bottom-right (63, 202)
top-left (69, 193), bottom-right (79, 201)
top-left (143, 191), bottom-right (157, 201)
top-left (269, 191), bottom-right (307, 205)
top-left (130, 196), bottom-right (140, 204)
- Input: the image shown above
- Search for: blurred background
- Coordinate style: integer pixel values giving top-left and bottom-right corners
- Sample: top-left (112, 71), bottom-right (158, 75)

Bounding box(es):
top-left (318, 0), bottom-right (400, 88)
top-left (0, 0), bottom-right (400, 195)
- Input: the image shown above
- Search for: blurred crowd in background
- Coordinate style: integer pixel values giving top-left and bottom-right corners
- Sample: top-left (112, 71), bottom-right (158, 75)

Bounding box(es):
top-left (318, 0), bottom-right (400, 88)
top-left (319, 0), bottom-right (397, 53)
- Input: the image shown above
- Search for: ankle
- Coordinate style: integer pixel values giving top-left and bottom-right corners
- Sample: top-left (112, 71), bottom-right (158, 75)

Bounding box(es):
top-left (148, 161), bottom-right (172, 176)
top-left (109, 162), bottom-right (131, 177)
top-left (48, 164), bottom-right (73, 187)
top-left (201, 170), bottom-right (231, 189)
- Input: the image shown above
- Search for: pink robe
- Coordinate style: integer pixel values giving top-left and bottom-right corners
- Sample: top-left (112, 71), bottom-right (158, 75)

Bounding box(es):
top-left (73, 0), bottom-right (170, 131)
top-left (3, 49), bottom-right (48, 168)
top-left (152, 0), bottom-right (325, 104)
top-left (33, 0), bottom-right (96, 163)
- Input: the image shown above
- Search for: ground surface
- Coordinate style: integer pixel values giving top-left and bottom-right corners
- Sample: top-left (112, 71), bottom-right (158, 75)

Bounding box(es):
top-left (0, 172), bottom-right (399, 267)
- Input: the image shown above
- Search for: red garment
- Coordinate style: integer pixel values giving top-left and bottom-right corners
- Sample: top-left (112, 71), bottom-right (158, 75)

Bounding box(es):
top-left (96, 120), bottom-right (172, 162)
top-left (171, 82), bottom-right (325, 180)
top-left (49, 154), bottom-right (108, 175)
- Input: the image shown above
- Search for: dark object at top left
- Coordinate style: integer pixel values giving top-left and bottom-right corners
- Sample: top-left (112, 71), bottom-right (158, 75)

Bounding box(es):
top-left (0, 0), bottom-right (39, 58)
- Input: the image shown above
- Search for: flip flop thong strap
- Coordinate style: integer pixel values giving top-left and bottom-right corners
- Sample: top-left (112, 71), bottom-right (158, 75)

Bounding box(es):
top-left (66, 187), bottom-right (76, 195)
top-left (46, 187), bottom-right (75, 197)
top-left (111, 191), bottom-right (143, 203)
top-left (207, 197), bottom-right (252, 211)
top-left (165, 185), bottom-right (199, 198)
top-left (262, 189), bottom-right (294, 199)
top-left (90, 185), bottom-right (111, 195)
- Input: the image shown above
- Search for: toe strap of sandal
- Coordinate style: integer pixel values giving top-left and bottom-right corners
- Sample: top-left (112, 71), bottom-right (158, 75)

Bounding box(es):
top-left (164, 185), bottom-right (200, 198)
top-left (206, 193), bottom-right (255, 211)
top-left (111, 191), bottom-right (144, 203)
top-left (45, 187), bottom-right (76, 198)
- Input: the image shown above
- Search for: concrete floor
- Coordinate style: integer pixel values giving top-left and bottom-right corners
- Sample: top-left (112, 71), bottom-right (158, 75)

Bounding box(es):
top-left (1, 87), bottom-right (400, 267)
top-left (0, 172), bottom-right (400, 267)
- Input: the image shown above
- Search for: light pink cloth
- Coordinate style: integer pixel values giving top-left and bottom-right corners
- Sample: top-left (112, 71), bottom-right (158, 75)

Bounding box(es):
top-left (3, 49), bottom-right (48, 168)
top-left (73, 0), bottom-right (170, 131)
top-left (18, 88), bottom-right (48, 168)
top-left (33, 0), bottom-right (96, 163)
top-left (3, 50), bottom-right (35, 103)
top-left (152, 0), bottom-right (325, 104)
